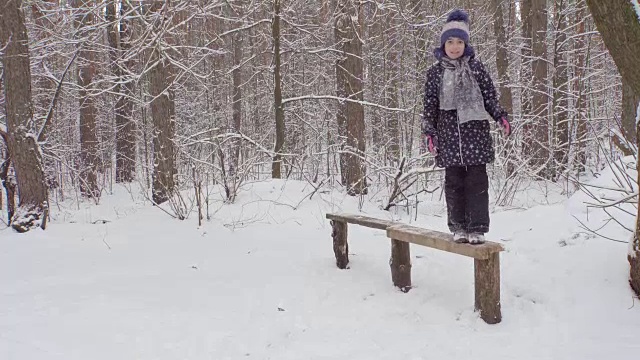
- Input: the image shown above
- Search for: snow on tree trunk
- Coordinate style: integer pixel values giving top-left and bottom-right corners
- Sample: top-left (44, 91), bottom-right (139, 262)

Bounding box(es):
top-left (632, 0), bottom-right (640, 20)
top-left (335, 0), bottom-right (368, 196)
top-left (148, 1), bottom-right (177, 205)
top-left (0, 0), bottom-right (49, 232)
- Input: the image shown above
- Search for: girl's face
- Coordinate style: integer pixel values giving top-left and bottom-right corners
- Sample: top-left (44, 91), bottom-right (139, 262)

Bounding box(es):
top-left (444, 37), bottom-right (465, 59)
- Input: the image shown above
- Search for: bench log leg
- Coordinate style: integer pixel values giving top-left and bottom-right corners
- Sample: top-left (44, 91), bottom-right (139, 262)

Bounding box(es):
top-left (331, 220), bottom-right (349, 269)
top-left (474, 253), bottom-right (501, 324)
top-left (390, 239), bottom-right (412, 292)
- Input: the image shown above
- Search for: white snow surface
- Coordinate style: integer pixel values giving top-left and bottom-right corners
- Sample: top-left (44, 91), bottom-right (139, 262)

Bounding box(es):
top-left (1, 171), bottom-right (639, 359)
top-left (633, 0), bottom-right (640, 22)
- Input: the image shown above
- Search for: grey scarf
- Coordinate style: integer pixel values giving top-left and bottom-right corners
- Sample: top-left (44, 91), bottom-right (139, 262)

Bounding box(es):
top-left (439, 56), bottom-right (488, 124)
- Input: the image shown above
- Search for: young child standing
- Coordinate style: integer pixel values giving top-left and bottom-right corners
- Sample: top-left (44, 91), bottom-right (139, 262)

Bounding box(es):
top-left (422, 9), bottom-right (511, 244)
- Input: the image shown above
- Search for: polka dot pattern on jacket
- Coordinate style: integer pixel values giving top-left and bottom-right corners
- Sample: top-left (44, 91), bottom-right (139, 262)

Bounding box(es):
top-left (422, 58), bottom-right (507, 168)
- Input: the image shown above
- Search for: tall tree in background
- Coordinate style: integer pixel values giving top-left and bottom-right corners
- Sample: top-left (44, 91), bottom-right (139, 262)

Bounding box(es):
top-left (0, 0), bottom-right (49, 232)
top-left (384, 5), bottom-right (401, 164)
top-left (585, 0), bottom-right (640, 296)
top-left (106, 0), bottom-right (136, 182)
top-left (552, 0), bottom-right (570, 177)
top-left (573, 3), bottom-right (590, 172)
top-left (491, 0), bottom-right (513, 116)
top-left (148, 0), bottom-right (177, 204)
top-left (335, 0), bottom-right (367, 195)
top-left (272, 0), bottom-right (285, 179)
top-left (73, 0), bottom-right (100, 199)
top-left (522, 0), bottom-right (550, 177)
top-left (30, 0), bottom-right (57, 144)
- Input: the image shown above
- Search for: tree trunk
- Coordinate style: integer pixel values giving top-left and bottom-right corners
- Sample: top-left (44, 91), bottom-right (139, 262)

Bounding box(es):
top-left (148, 1), bottom-right (177, 205)
top-left (552, 0), bottom-right (570, 177)
top-left (230, 30), bottom-right (243, 180)
top-left (573, 9), bottom-right (589, 173)
top-left (586, 0), bottom-right (640, 94)
top-left (0, 132), bottom-right (16, 222)
top-left (272, 0), bottom-right (285, 179)
top-left (490, 0), bottom-right (513, 115)
top-left (0, 0), bottom-right (49, 232)
top-left (335, 0), bottom-right (367, 195)
top-left (107, 0), bottom-right (136, 183)
top-left (585, 0), bottom-right (640, 296)
top-left (30, 0), bottom-right (57, 144)
top-left (368, 9), bottom-right (383, 152)
top-left (523, 0), bottom-right (550, 177)
top-left (520, 0), bottom-right (532, 119)
top-left (385, 8), bottom-right (401, 164)
top-left (74, 0), bottom-right (100, 199)
top-left (618, 79), bottom-right (639, 156)
top-left (491, 0), bottom-right (516, 177)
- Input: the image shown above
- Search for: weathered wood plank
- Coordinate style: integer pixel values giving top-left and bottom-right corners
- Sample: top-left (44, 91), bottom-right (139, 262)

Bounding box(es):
top-left (475, 253), bottom-right (501, 324)
top-left (331, 220), bottom-right (349, 269)
top-left (386, 224), bottom-right (504, 260)
top-left (390, 239), bottom-right (411, 292)
top-left (326, 213), bottom-right (396, 230)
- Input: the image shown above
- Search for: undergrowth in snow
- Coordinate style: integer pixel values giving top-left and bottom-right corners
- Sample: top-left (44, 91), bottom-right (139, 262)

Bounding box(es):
top-left (1, 168), bottom-right (639, 359)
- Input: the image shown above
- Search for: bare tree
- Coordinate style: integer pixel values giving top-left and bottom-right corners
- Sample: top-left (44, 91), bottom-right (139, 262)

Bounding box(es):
top-left (586, 0), bottom-right (640, 296)
top-left (335, 0), bottom-right (367, 195)
top-left (522, 0), bottom-right (550, 177)
top-left (30, 0), bottom-right (58, 143)
top-left (573, 3), bottom-right (590, 173)
top-left (147, 0), bottom-right (177, 205)
top-left (384, 5), bottom-right (401, 164)
top-left (552, 0), bottom-right (570, 177)
top-left (491, 0), bottom-right (513, 116)
top-left (272, 0), bottom-right (285, 179)
top-left (73, 0), bottom-right (100, 199)
top-left (106, 0), bottom-right (136, 182)
top-left (0, 0), bottom-right (49, 232)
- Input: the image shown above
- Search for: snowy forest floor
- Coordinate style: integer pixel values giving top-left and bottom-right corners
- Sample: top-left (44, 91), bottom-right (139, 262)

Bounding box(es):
top-left (1, 165), bottom-right (640, 359)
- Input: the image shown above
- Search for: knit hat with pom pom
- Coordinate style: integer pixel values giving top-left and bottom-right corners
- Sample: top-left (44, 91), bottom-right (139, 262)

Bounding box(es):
top-left (440, 9), bottom-right (470, 47)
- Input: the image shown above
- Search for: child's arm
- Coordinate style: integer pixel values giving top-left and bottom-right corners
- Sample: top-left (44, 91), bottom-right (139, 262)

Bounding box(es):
top-left (422, 66), bottom-right (440, 136)
top-left (473, 60), bottom-right (508, 122)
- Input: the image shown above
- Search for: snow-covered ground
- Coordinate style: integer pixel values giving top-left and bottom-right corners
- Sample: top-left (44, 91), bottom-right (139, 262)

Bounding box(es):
top-left (1, 166), bottom-right (639, 359)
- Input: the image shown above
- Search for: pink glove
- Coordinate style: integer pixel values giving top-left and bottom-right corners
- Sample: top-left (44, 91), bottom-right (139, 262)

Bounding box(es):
top-left (422, 133), bottom-right (438, 155)
top-left (500, 117), bottom-right (511, 136)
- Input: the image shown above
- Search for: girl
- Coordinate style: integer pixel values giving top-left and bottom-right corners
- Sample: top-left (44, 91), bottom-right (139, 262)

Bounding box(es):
top-left (422, 9), bottom-right (511, 244)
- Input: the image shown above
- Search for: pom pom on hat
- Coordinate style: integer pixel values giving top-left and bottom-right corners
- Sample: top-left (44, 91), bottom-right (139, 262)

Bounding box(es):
top-left (447, 9), bottom-right (469, 23)
top-left (440, 9), bottom-right (470, 47)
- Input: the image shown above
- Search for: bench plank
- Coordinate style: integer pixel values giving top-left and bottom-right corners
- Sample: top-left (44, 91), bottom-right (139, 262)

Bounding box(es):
top-left (326, 213), bottom-right (396, 230)
top-left (386, 224), bottom-right (504, 260)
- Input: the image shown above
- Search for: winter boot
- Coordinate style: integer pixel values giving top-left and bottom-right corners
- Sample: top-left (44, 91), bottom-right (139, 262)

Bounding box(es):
top-left (453, 230), bottom-right (468, 243)
top-left (468, 232), bottom-right (486, 245)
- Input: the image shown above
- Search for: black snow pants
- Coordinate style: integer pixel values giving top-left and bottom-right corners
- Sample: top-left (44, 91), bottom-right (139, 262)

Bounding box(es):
top-left (444, 164), bottom-right (490, 234)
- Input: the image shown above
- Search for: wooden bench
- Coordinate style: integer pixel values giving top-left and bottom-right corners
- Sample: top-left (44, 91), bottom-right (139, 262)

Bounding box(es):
top-left (326, 212), bottom-right (505, 324)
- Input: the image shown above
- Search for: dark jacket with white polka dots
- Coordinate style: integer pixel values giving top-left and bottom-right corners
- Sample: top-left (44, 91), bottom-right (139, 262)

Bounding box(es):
top-left (422, 57), bottom-right (507, 168)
